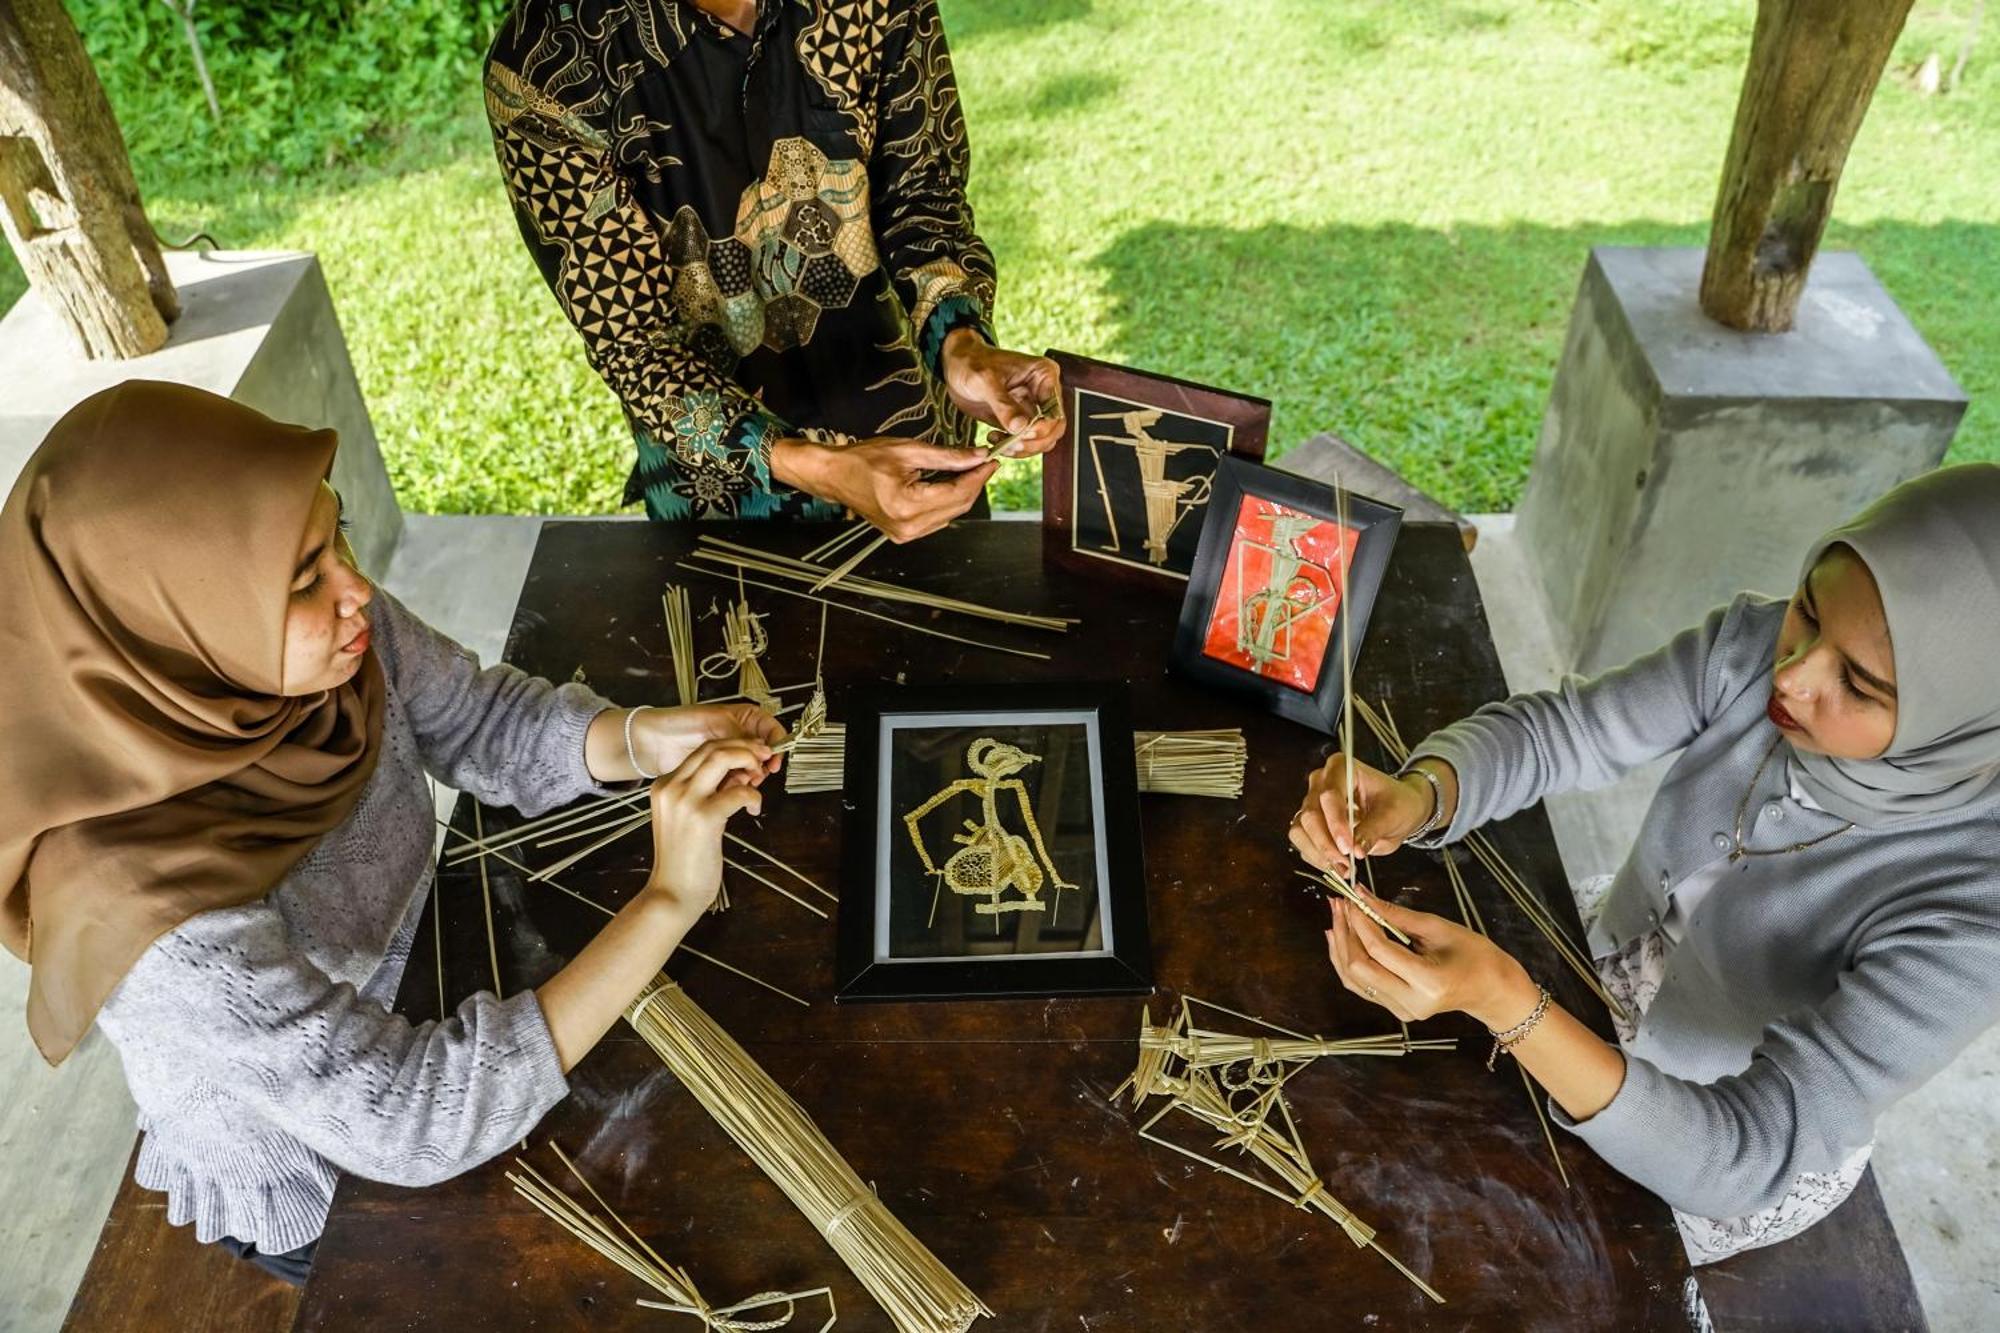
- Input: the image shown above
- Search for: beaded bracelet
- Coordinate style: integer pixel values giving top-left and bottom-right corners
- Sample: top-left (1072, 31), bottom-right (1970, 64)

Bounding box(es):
top-left (1485, 985), bottom-right (1551, 1072)
top-left (623, 706), bottom-right (658, 781)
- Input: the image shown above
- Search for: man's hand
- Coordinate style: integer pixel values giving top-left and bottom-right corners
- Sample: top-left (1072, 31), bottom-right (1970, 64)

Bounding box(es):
top-left (771, 435), bottom-right (997, 543)
top-left (939, 329), bottom-right (1064, 457)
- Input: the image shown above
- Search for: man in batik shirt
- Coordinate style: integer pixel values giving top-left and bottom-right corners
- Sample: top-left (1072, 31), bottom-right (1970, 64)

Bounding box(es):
top-left (485, 0), bottom-right (1062, 536)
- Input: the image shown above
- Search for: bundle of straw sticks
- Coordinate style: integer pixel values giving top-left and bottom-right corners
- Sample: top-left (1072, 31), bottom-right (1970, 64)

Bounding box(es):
top-left (782, 727), bottom-right (1245, 799)
top-left (627, 977), bottom-right (992, 1333)
top-left (509, 1144), bottom-right (837, 1331)
top-left (1132, 730), bottom-right (1246, 798)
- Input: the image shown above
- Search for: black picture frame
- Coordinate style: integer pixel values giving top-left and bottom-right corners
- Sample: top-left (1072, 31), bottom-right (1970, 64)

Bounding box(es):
top-left (1170, 457), bottom-right (1402, 735)
top-left (1042, 351), bottom-right (1271, 590)
top-left (834, 683), bottom-right (1153, 1003)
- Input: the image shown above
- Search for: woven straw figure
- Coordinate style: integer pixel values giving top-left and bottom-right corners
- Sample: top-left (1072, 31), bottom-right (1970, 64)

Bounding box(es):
top-left (903, 738), bottom-right (1076, 919)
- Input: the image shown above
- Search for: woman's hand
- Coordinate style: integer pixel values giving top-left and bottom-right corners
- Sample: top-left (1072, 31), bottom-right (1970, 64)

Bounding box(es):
top-left (770, 435), bottom-right (997, 543)
top-left (1324, 890), bottom-right (1537, 1030)
top-left (938, 329), bottom-right (1064, 458)
top-left (1288, 752), bottom-right (1438, 878)
top-left (587, 703), bottom-right (785, 785)
top-left (642, 738), bottom-right (774, 921)
top-left (629, 703), bottom-right (784, 780)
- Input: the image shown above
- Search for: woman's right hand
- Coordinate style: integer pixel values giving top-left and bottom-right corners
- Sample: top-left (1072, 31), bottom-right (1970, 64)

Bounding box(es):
top-left (643, 737), bottom-right (773, 919)
top-left (1288, 752), bottom-right (1436, 879)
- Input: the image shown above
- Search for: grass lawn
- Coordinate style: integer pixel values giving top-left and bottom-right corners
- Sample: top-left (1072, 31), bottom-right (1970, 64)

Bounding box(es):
top-left (4, 0), bottom-right (1996, 515)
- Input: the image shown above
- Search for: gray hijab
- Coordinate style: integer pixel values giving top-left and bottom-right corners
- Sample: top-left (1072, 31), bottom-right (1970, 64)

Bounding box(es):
top-left (1790, 463), bottom-right (2000, 827)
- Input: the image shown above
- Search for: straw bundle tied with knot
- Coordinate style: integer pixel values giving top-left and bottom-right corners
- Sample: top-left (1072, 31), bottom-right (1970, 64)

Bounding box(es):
top-left (509, 1142), bottom-right (837, 1331)
top-left (627, 977), bottom-right (992, 1333)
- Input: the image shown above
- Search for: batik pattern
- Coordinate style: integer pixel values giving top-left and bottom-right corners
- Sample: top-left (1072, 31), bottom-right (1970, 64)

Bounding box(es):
top-left (486, 0), bottom-right (993, 519)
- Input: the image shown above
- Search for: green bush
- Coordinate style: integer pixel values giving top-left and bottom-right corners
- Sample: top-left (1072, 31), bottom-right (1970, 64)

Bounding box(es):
top-left (66, 0), bottom-right (507, 175)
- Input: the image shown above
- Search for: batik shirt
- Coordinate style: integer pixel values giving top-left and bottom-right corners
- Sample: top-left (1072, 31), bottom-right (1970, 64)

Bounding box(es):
top-left (486, 0), bottom-right (997, 518)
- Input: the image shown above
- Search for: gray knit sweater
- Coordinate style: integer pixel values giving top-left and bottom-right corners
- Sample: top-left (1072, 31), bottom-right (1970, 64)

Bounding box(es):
top-left (1413, 594), bottom-right (2000, 1218)
top-left (95, 590), bottom-right (614, 1254)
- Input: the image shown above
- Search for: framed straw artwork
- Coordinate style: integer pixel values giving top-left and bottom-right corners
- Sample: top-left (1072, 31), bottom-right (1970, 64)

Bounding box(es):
top-left (1041, 351), bottom-right (1271, 589)
top-left (1170, 457), bottom-right (1402, 735)
top-left (834, 683), bottom-right (1153, 1003)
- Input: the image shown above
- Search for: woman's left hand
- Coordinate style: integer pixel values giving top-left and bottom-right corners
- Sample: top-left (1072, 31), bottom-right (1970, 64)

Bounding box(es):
top-left (628, 703), bottom-right (786, 783)
top-left (1324, 888), bottom-right (1535, 1029)
top-left (938, 329), bottom-right (1064, 457)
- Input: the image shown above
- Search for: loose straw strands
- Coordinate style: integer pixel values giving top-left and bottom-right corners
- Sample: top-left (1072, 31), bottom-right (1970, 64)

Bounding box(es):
top-left (1132, 730), bottom-right (1246, 799)
top-left (509, 1143), bottom-right (836, 1331)
top-left (689, 537), bottom-right (1074, 634)
top-left (447, 794), bottom-right (832, 920)
top-left (627, 977), bottom-right (993, 1333)
top-left (686, 565), bottom-right (1052, 662)
top-left (664, 583), bottom-right (699, 705)
top-left (435, 823), bottom-right (810, 1009)
top-left (1349, 697), bottom-right (1624, 1025)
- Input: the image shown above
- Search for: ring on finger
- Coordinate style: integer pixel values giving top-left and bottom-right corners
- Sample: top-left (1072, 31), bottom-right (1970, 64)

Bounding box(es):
top-left (1364, 986), bottom-right (1378, 1000)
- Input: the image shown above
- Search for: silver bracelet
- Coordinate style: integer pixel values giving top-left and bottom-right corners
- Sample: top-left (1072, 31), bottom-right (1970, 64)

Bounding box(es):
top-left (1486, 985), bottom-right (1551, 1071)
top-left (1397, 759), bottom-right (1446, 846)
top-left (623, 706), bottom-right (658, 780)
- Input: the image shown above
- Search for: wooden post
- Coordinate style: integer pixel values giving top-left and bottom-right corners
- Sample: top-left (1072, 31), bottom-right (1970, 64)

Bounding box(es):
top-left (0, 0), bottom-right (178, 359)
top-left (1699, 0), bottom-right (1913, 333)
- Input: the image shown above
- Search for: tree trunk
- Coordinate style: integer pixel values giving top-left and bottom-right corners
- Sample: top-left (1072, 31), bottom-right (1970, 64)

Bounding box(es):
top-left (0, 0), bottom-right (178, 359)
top-left (1699, 0), bottom-right (1914, 333)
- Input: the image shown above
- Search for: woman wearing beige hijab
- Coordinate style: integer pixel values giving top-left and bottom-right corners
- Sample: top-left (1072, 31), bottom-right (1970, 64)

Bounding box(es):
top-left (1290, 464), bottom-right (2000, 1317)
top-left (0, 381), bottom-right (781, 1281)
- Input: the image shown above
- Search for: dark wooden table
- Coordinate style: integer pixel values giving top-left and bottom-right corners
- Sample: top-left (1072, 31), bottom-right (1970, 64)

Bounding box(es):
top-left (297, 519), bottom-right (1690, 1331)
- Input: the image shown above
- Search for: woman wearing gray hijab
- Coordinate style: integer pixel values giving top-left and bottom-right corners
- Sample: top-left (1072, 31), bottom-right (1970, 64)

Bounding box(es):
top-left (1286, 464), bottom-right (2000, 1280)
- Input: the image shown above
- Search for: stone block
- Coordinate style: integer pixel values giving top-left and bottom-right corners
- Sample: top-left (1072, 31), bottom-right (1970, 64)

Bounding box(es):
top-left (1517, 246), bottom-right (1965, 674)
top-left (0, 249), bottom-right (403, 575)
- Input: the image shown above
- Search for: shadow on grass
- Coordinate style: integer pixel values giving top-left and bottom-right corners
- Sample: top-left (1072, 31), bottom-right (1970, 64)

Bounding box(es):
top-left (941, 0), bottom-right (1095, 44)
top-left (1084, 216), bottom-right (1996, 511)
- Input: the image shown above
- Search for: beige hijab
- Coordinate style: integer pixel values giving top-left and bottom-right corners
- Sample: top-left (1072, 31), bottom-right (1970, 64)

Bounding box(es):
top-left (0, 382), bottom-right (384, 1064)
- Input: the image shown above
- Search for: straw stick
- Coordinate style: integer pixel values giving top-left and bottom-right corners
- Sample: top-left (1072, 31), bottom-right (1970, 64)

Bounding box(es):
top-left (723, 855), bottom-right (830, 919)
top-left (444, 790), bottom-right (647, 864)
top-left (682, 565), bottom-right (1053, 662)
top-left (691, 538), bottom-right (1074, 632)
top-left (810, 529), bottom-right (890, 592)
top-left (529, 811), bottom-right (653, 883)
top-left (804, 520), bottom-right (876, 566)
top-left (727, 832), bottom-right (838, 903)
top-left (627, 978), bottom-right (991, 1332)
top-left (1297, 869), bottom-right (1413, 946)
top-left (509, 1145), bottom-right (837, 1330)
top-left (1351, 696), bottom-right (1624, 1023)
top-left (664, 583), bottom-right (698, 705)
top-left (474, 805), bottom-right (505, 995)
top-left (437, 824), bottom-right (810, 1008)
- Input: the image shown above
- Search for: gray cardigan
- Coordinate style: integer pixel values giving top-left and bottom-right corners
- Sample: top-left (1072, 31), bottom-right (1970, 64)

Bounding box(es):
top-left (95, 590), bottom-right (614, 1253)
top-left (1413, 594), bottom-right (2000, 1218)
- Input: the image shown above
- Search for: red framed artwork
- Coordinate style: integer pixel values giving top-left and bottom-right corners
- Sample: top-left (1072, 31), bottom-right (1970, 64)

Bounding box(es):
top-left (1171, 458), bottom-right (1402, 735)
top-left (1198, 493), bottom-right (1360, 694)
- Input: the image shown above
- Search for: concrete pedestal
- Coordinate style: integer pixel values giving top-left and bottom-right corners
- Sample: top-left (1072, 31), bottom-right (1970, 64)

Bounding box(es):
top-left (1517, 247), bottom-right (1966, 674)
top-left (0, 250), bottom-right (403, 574)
